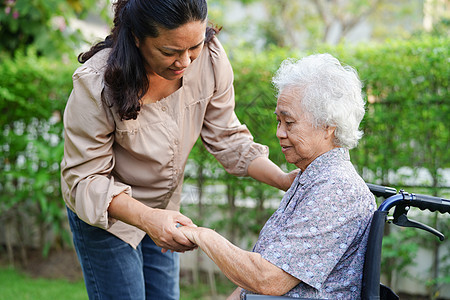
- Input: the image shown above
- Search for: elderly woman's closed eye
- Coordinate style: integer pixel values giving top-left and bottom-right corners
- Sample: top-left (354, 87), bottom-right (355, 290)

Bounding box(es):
top-left (179, 54), bottom-right (376, 300)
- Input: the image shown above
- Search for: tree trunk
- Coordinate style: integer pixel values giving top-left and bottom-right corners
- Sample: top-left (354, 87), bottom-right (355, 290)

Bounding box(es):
top-left (227, 181), bottom-right (237, 244)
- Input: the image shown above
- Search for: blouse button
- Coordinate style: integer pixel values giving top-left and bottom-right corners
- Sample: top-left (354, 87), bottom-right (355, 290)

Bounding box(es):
top-left (174, 139), bottom-right (179, 145)
top-left (161, 106), bottom-right (167, 112)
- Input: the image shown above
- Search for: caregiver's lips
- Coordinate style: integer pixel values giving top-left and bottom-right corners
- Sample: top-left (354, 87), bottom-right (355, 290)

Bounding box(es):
top-left (171, 68), bottom-right (185, 75)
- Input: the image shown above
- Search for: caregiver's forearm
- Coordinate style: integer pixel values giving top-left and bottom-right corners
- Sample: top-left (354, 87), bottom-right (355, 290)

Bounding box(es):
top-left (247, 156), bottom-right (294, 191)
top-left (108, 192), bottom-right (196, 252)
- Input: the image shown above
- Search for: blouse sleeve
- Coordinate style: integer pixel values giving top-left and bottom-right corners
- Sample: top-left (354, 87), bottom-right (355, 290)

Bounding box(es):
top-left (60, 65), bottom-right (131, 229)
top-left (200, 37), bottom-right (269, 176)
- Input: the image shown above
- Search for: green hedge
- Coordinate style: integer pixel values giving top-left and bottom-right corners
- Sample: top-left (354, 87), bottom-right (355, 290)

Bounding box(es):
top-left (0, 51), bottom-right (76, 255)
top-left (332, 36), bottom-right (449, 191)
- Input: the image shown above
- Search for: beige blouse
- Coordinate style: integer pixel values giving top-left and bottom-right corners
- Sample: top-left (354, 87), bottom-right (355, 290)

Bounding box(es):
top-left (60, 37), bottom-right (269, 248)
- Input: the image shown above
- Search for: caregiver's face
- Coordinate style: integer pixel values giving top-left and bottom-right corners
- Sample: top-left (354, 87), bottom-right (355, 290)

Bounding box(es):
top-left (136, 20), bottom-right (206, 80)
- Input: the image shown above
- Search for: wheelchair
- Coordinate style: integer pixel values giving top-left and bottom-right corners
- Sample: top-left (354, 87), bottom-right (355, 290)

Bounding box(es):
top-left (246, 183), bottom-right (450, 300)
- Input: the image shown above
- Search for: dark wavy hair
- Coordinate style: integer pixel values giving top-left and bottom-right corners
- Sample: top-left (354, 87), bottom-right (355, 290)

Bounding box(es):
top-left (78, 0), bottom-right (219, 120)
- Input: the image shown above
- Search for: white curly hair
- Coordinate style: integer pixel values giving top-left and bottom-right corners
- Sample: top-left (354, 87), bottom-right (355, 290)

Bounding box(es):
top-left (272, 53), bottom-right (365, 149)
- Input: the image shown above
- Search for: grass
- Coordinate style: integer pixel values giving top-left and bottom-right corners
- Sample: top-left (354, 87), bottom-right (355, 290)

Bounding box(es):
top-left (0, 267), bottom-right (235, 300)
top-left (0, 267), bottom-right (88, 300)
top-left (180, 273), bottom-right (236, 300)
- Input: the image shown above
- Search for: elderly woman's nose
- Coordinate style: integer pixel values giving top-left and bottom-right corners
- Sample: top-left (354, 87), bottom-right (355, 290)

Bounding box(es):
top-left (276, 124), bottom-right (287, 139)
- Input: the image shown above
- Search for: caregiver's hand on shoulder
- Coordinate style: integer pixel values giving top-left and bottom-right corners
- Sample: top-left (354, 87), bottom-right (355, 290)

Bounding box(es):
top-left (247, 157), bottom-right (299, 192)
top-left (279, 168), bottom-right (300, 191)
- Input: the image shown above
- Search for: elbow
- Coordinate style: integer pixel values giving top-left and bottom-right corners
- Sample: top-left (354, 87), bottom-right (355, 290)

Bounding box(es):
top-left (254, 285), bottom-right (286, 296)
top-left (250, 271), bottom-right (287, 296)
top-left (236, 253), bottom-right (296, 296)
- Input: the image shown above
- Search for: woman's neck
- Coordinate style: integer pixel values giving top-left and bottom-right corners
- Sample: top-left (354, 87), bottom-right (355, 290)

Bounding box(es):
top-left (141, 75), bottom-right (182, 104)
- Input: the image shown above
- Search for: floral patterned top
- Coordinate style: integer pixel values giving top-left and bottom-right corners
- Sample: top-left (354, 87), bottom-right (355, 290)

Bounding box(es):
top-left (242, 148), bottom-right (376, 299)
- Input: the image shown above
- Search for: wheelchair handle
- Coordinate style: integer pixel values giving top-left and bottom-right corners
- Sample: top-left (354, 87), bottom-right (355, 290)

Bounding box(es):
top-left (412, 193), bottom-right (450, 214)
top-left (378, 191), bottom-right (450, 214)
top-left (366, 183), bottom-right (397, 198)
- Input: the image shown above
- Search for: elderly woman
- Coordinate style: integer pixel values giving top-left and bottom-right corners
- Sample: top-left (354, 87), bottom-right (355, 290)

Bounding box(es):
top-left (179, 53), bottom-right (376, 299)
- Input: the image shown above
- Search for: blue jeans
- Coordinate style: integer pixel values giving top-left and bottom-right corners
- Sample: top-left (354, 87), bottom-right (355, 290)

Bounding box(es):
top-left (67, 207), bottom-right (180, 300)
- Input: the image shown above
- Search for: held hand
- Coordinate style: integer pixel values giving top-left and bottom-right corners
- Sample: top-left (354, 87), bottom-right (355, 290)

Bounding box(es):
top-left (178, 226), bottom-right (200, 245)
top-left (141, 208), bottom-right (197, 252)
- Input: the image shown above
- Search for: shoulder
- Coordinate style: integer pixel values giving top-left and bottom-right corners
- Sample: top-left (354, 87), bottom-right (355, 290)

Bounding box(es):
top-left (72, 48), bottom-right (110, 85)
top-left (301, 153), bottom-right (375, 210)
top-left (202, 36), bottom-right (232, 73)
top-left (66, 49), bottom-right (116, 119)
top-left (186, 35), bottom-right (233, 94)
top-left (71, 49), bottom-right (111, 105)
top-left (205, 35), bottom-right (227, 60)
top-left (303, 149), bottom-right (356, 184)
top-left (305, 159), bottom-right (370, 198)
top-left (202, 36), bottom-right (233, 89)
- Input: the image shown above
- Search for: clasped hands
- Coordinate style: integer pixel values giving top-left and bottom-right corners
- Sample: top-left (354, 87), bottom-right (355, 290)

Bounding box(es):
top-left (160, 222), bottom-right (202, 253)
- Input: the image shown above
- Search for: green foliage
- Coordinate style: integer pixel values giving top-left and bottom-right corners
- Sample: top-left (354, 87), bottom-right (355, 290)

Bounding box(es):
top-left (380, 227), bottom-right (420, 286)
top-left (0, 0), bottom-right (110, 58)
top-left (326, 36), bottom-right (450, 186)
top-left (0, 51), bottom-right (77, 254)
top-left (230, 45), bottom-right (298, 168)
top-left (410, 211), bottom-right (450, 297)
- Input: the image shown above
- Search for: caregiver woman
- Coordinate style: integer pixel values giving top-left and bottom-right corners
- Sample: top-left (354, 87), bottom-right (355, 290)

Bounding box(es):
top-left (60, 0), bottom-right (296, 299)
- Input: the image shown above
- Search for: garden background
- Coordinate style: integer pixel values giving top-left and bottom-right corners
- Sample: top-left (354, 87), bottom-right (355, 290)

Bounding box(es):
top-left (0, 0), bottom-right (449, 299)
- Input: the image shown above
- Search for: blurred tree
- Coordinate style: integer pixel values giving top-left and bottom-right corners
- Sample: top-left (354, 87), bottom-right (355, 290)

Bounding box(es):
top-left (209, 0), bottom-right (423, 50)
top-left (0, 0), bottom-right (110, 58)
top-left (423, 0), bottom-right (450, 32)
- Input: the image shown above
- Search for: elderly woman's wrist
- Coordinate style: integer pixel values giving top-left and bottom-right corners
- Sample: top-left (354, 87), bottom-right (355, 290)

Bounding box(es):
top-left (194, 227), bottom-right (209, 244)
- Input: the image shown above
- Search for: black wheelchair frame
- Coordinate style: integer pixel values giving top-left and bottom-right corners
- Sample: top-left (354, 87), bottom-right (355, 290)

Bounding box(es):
top-left (246, 183), bottom-right (450, 300)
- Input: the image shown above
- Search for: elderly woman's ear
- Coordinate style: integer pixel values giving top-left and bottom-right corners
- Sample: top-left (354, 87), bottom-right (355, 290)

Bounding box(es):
top-left (324, 125), bottom-right (336, 141)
